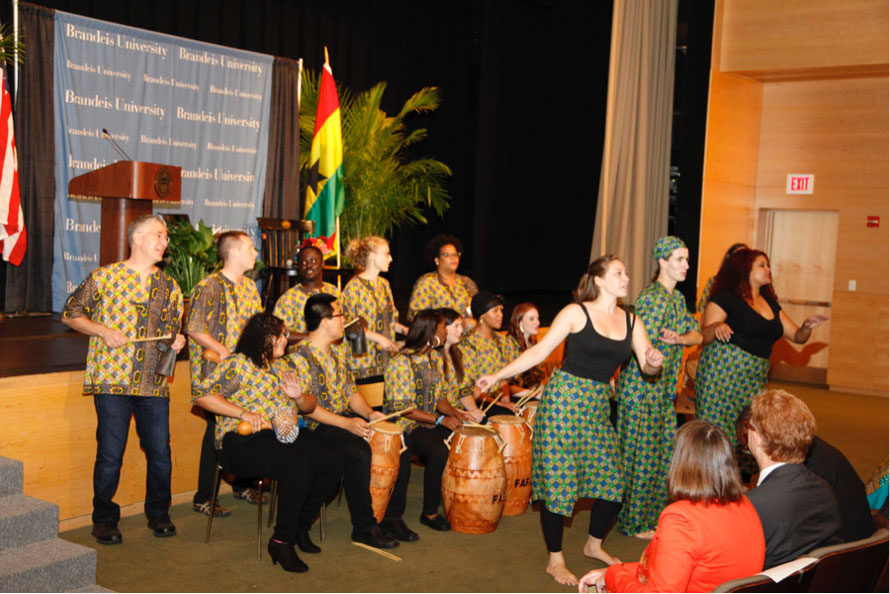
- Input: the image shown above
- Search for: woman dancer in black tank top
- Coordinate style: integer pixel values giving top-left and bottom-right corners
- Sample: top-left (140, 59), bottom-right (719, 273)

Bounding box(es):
top-left (478, 255), bottom-right (664, 586)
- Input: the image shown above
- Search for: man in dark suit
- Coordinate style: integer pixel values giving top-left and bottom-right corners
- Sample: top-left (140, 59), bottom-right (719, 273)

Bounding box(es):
top-left (746, 389), bottom-right (842, 569)
top-left (737, 406), bottom-right (874, 544)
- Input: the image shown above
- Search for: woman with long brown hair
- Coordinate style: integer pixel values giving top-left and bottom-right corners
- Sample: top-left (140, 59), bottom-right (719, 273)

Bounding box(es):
top-left (578, 420), bottom-right (765, 592)
top-left (504, 302), bottom-right (546, 389)
top-left (478, 255), bottom-right (664, 586)
top-left (694, 248), bottom-right (827, 455)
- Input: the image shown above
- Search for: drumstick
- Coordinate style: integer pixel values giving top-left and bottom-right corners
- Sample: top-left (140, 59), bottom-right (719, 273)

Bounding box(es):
top-left (515, 385), bottom-right (543, 410)
top-left (129, 334), bottom-right (172, 343)
top-left (481, 396), bottom-right (502, 415)
top-left (352, 541), bottom-right (402, 561)
top-left (369, 408), bottom-right (415, 425)
top-left (344, 317), bottom-right (361, 329)
top-left (462, 422), bottom-right (496, 432)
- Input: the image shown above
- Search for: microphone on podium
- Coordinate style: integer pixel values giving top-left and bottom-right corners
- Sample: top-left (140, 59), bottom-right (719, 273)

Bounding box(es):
top-left (101, 128), bottom-right (133, 161)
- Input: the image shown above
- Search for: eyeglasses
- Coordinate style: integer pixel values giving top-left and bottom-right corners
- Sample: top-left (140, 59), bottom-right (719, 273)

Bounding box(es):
top-left (327, 313), bottom-right (345, 319)
top-left (439, 251), bottom-right (461, 258)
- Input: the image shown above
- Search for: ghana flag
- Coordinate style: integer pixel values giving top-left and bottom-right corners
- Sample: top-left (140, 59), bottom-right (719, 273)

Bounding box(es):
top-left (304, 58), bottom-right (345, 259)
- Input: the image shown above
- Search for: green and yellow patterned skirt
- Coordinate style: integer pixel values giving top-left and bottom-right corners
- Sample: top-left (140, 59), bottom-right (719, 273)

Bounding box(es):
top-left (614, 365), bottom-right (675, 535)
top-left (531, 369), bottom-right (623, 517)
top-left (694, 340), bottom-right (770, 448)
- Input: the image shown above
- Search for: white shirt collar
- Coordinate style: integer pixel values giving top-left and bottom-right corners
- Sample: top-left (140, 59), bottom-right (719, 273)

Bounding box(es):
top-left (756, 461), bottom-right (787, 486)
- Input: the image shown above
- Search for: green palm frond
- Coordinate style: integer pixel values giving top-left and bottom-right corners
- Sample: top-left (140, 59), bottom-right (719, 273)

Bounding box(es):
top-left (300, 70), bottom-right (452, 259)
top-left (0, 23), bottom-right (25, 66)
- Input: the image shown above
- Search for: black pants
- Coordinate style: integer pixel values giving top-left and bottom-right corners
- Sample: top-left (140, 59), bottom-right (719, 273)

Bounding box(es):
top-left (194, 414), bottom-right (253, 504)
top-left (310, 424), bottom-right (378, 534)
top-left (540, 499), bottom-right (622, 553)
top-left (220, 429), bottom-right (341, 542)
top-left (384, 425), bottom-right (451, 520)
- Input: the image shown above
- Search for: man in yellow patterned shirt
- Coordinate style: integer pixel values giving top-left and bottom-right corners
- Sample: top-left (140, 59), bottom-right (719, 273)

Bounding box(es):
top-left (62, 215), bottom-right (186, 546)
top-left (282, 293), bottom-right (397, 550)
top-left (274, 245), bottom-right (339, 337)
top-left (186, 231), bottom-right (263, 517)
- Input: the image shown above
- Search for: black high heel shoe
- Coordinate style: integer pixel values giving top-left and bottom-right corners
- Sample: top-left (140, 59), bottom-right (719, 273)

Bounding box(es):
top-left (267, 538), bottom-right (309, 573)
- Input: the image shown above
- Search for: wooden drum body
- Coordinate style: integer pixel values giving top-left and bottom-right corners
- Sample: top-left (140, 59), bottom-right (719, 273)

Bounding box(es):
top-left (366, 421), bottom-right (406, 523)
top-left (520, 400), bottom-right (539, 430)
top-left (441, 426), bottom-right (507, 534)
top-left (488, 415), bottom-right (533, 516)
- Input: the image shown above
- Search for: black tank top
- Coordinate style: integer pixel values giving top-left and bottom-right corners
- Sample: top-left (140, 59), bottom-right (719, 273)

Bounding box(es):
top-left (561, 304), bottom-right (634, 382)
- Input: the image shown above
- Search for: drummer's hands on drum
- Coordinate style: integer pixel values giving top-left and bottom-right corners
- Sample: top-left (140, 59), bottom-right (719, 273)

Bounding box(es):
top-left (345, 416), bottom-right (372, 438)
top-left (441, 416), bottom-right (461, 431)
top-left (713, 322), bottom-right (733, 342)
top-left (578, 568), bottom-right (607, 593)
top-left (457, 409), bottom-right (484, 423)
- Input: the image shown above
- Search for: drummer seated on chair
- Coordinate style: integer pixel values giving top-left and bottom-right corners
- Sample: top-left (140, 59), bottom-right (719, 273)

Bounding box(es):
top-left (280, 293), bottom-right (398, 550)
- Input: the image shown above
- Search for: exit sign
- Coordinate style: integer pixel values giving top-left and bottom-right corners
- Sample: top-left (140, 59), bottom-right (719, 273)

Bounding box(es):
top-left (786, 174), bottom-right (814, 194)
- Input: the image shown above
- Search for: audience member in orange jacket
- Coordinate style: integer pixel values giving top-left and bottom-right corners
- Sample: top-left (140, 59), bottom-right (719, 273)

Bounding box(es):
top-left (578, 421), bottom-right (765, 593)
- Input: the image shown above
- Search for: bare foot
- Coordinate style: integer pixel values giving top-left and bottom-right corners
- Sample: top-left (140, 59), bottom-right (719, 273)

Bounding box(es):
top-left (546, 552), bottom-right (579, 586)
top-left (583, 537), bottom-right (621, 566)
top-left (634, 529), bottom-right (656, 540)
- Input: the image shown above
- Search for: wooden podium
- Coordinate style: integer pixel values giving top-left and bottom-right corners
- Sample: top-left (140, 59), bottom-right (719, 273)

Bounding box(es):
top-left (68, 161), bottom-right (181, 265)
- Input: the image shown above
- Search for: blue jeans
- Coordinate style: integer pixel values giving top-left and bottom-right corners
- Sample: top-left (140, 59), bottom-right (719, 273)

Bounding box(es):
top-left (92, 394), bottom-right (171, 524)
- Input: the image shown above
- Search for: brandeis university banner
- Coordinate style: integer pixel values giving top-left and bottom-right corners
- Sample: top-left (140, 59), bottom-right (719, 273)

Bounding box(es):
top-left (52, 11), bottom-right (274, 310)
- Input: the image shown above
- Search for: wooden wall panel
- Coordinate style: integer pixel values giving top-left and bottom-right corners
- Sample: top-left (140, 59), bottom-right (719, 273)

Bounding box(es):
top-left (719, 0), bottom-right (888, 74)
top-left (826, 292), bottom-right (889, 392)
top-left (0, 361), bottom-right (205, 523)
top-left (697, 70), bottom-right (762, 295)
top-left (705, 1), bottom-right (888, 392)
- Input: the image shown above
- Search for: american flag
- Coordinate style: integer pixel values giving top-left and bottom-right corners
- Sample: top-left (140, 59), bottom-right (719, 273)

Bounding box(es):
top-left (0, 55), bottom-right (25, 266)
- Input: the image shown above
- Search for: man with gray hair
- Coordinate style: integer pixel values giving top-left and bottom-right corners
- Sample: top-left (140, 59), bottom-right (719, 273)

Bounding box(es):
top-left (63, 214), bottom-right (186, 545)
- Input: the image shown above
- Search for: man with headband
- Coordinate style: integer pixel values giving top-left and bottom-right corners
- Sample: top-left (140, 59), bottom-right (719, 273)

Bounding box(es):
top-left (459, 290), bottom-right (518, 418)
top-left (614, 236), bottom-right (702, 539)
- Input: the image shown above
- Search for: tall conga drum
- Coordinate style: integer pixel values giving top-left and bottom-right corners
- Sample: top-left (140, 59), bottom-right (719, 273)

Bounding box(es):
top-left (520, 400), bottom-right (539, 431)
top-left (488, 415), bottom-right (532, 516)
top-left (441, 426), bottom-right (507, 534)
top-left (366, 421), bottom-right (406, 523)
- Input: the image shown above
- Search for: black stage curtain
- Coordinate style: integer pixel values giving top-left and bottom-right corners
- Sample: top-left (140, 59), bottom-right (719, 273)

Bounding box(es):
top-left (1, 0), bottom-right (615, 309)
top-left (4, 3), bottom-right (55, 313)
top-left (263, 56), bottom-right (301, 220)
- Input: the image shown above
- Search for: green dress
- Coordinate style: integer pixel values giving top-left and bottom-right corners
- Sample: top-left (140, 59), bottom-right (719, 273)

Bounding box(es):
top-left (615, 281), bottom-right (699, 535)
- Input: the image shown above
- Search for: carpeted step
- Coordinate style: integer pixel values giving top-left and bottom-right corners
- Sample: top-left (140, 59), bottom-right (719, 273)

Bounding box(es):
top-left (0, 538), bottom-right (96, 593)
top-left (0, 494), bottom-right (59, 551)
top-left (0, 456), bottom-right (23, 496)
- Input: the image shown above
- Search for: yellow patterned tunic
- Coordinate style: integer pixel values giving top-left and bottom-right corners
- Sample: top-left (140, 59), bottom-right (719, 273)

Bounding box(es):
top-left (384, 351), bottom-right (440, 434)
top-left (340, 275), bottom-right (399, 379)
top-left (431, 349), bottom-right (472, 408)
top-left (273, 282), bottom-right (340, 333)
top-left (191, 353), bottom-right (294, 448)
top-left (407, 272), bottom-right (477, 321)
top-left (186, 272), bottom-right (262, 381)
top-left (459, 327), bottom-right (512, 384)
top-left (62, 262), bottom-right (183, 397)
top-left (282, 340), bottom-right (355, 430)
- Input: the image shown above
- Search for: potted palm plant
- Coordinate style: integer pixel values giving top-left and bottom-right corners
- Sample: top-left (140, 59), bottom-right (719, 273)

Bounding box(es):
top-left (300, 72), bottom-right (452, 261)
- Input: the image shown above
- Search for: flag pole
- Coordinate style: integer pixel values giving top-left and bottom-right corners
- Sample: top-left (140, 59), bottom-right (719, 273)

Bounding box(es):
top-left (324, 46), bottom-right (329, 67)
